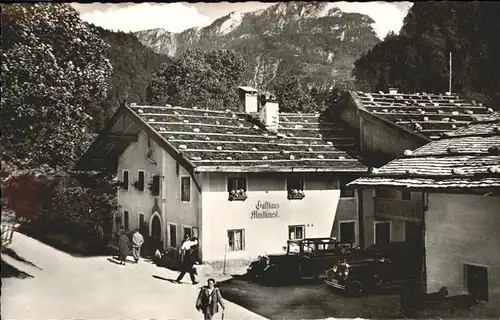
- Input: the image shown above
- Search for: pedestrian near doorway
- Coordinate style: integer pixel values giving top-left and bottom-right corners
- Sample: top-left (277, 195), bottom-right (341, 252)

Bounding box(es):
top-left (175, 238), bottom-right (199, 284)
top-left (196, 278), bottom-right (225, 320)
top-left (131, 229), bottom-right (144, 263)
top-left (117, 231), bottom-right (129, 265)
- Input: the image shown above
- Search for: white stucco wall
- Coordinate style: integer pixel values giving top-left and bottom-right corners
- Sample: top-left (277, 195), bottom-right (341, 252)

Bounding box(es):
top-left (200, 173), bottom-right (343, 262)
top-left (117, 130), bottom-right (201, 248)
top-left (117, 131), bottom-right (164, 239)
top-left (425, 193), bottom-right (500, 299)
top-left (161, 148), bottom-right (201, 248)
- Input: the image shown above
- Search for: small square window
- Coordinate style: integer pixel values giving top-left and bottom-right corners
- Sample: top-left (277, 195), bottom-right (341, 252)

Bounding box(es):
top-left (287, 177), bottom-right (305, 199)
top-left (288, 225), bottom-right (305, 240)
top-left (228, 229), bottom-right (245, 251)
top-left (228, 177), bottom-right (247, 201)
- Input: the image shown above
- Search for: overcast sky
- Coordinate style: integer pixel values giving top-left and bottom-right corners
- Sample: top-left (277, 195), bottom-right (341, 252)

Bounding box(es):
top-left (70, 2), bottom-right (413, 39)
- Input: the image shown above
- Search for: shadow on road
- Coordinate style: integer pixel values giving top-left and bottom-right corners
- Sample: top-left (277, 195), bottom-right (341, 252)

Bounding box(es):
top-left (152, 275), bottom-right (178, 283)
top-left (1, 257), bottom-right (34, 279)
top-left (1, 246), bottom-right (42, 270)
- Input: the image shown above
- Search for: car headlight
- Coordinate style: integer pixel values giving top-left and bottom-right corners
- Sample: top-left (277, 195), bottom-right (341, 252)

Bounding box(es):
top-left (344, 269), bottom-right (349, 277)
top-left (332, 266), bottom-right (338, 273)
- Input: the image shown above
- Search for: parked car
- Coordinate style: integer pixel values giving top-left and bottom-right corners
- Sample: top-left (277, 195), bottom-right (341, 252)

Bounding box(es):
top-left (325, 241), bottom-right (424, 296)
top-left (247, 237), bottom-right (359, 285)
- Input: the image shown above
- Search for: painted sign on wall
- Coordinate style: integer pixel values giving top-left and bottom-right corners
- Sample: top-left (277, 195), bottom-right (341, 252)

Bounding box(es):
top-left (251, 200), bottom-right (280, 219)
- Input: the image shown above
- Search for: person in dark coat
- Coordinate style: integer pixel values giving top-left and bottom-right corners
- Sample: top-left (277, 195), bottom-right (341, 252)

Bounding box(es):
top-left (196, 278), bottom-right (225, 320)
top-left (175, 242), bottom-right (199, 284)
top-left (117, 231), bottom-right (129, 265)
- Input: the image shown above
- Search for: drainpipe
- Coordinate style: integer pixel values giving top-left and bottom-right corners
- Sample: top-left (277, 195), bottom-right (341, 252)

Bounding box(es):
top-left (357, 188), bottom-right (365, 249)
top-left (420, 192), bottom-right (428, 297)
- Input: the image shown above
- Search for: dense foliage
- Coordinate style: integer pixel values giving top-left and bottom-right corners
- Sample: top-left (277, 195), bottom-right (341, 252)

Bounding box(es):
top-left (1, 4), bottom-right (117, 245)
top-left (147, 49), bottom-right (246, 110)
top-left (1, 3), bottom-right (113, 171)
top-left (96, 27), bottom-right (171, 131)
top-left (353, 2), bottom-right (500, 109)
top-left (274, 75), bottom-right (319, 113)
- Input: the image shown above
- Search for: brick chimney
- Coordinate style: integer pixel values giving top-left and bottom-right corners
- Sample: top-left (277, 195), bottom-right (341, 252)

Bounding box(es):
top-left (237, 86), bottom-right (258, 113)
top-left (259, 93), bottom-right (279, 133)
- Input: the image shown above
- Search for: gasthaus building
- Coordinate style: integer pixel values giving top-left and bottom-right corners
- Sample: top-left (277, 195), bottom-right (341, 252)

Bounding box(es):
top-left (349, 113), bottom-right (500, 303)
top-left (78, 86), bottom-right (369, 264)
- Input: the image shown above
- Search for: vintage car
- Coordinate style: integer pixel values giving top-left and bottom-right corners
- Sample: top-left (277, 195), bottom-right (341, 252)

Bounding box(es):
top-left (325, 241), bottom-right (424, 296)
top-left (247, 237), bottom-right (359, 285)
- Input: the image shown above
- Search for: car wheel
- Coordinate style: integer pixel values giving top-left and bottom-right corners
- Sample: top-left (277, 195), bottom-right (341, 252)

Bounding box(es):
top-left (346, 280), bottom-right (363, 297)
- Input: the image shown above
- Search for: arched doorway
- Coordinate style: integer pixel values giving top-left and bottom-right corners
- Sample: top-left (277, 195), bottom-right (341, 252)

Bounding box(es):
top-left (150, 213), bottom-right (163, 253)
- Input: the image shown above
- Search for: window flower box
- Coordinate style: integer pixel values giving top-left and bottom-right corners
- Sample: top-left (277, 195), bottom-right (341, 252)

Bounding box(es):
top-left (229, 189), bottom-right (247, 201)
top-left (287, 189), bottom-right (305, 200)
top-left (133, 180), bottom-right (144, 191)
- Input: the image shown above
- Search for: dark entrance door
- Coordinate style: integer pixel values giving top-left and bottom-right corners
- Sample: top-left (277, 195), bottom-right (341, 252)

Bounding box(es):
top-left (375, 222), bottom-right (391, 245)
top-left (405, 221), bottom-right (422, 245)
top-left (466, 264), bottom-right (489, 302)
top-left (151, 215), bottom-right (162, 251)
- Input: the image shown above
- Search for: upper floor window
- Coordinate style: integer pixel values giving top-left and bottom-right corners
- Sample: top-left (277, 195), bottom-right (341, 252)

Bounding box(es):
top-left (133, 170), bottom-right (145, 192)
top-left (287, 177), bottom-right (305, 200)
top-left (228, 177), bottom-right (247, 201)
top-left (149, 174), bottom-right (160, 196)
top-left (121, 170), bottom-right (129, 190)
top-left (181, 176), bottom-right (191, 202)
top-left (340, 178), bottom-right (355, 198)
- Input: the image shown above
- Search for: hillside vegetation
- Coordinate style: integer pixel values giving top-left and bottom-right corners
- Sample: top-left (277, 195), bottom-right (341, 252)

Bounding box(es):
top-left (353, 2), bottom-right (500, 109)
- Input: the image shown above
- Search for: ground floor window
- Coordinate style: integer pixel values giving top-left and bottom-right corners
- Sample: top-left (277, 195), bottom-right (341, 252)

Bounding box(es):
top-left (339, 221), bottom-right (356, 243)
top-left (374, 221), bottom-right (391, 245)
top-left (183, 226), bottom-right (192, 240)
top-left (288, 225), bottom-right (305, 240)
top-left (228, 229), bottom-right (245, 251)
top-left (465, 264), bottom-right (489, 302)
top-left (124, 211), bottom-right (129, 231)
top-left (138, 213), bottom-right (145, 229)
top-left (169, 224), bottom-right (177, 248)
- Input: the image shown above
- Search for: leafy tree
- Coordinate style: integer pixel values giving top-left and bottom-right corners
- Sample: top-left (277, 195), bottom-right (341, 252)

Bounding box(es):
top-left (1, 3), bottom-right (113, 172)
top-left (147, 49), bottom-right (246, 110)
top-left (96, 28), bottom-right (171, 130)
top-left (273, 75), bottom-right (320, 113)
top-left (1, 4), bottom-right (117, 245)
top-left (353, 2), bottom-right (500, 109)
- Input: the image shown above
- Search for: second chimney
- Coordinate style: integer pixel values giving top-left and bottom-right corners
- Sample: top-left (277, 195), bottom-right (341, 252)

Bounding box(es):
top-left (237, 86), bottom-right (258, 113)
top-left (259, 94), bottom-right (279, 134)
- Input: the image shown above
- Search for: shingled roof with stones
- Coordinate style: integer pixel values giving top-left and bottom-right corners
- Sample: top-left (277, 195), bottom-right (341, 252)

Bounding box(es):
top-left (351, 91), bottom-right (496, 140)
top-left (349, 117), bottom-right (500, 189)
top-left (130, 104), bottom-right (367, 173)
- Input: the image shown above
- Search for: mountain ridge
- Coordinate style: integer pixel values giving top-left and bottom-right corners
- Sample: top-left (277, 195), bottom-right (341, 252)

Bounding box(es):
top-left (134, 2), bottom-right (380, 90)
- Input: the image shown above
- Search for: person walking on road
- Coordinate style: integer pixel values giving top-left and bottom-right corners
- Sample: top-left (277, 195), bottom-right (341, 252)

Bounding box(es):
top-left (117, 231), bottom-right (129, 265)
top-left (175, 239), bottom-right (199, 284)
top-left (131, 229), bottom-right (144, 263)
top-left (196, 278), bottom-right (225, 320)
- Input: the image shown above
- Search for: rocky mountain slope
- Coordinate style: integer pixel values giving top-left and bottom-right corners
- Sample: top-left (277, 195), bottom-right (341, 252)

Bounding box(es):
top-left (134, 2), bottom-right (380, 90)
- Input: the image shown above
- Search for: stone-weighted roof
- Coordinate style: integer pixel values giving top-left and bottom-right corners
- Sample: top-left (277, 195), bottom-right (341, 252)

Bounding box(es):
top-left (131, 105), bottom-right (367, 173)
top-left (351, 91), bottom-right (495, 140)
top-left (349, 117), bottom-right (500, 189)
